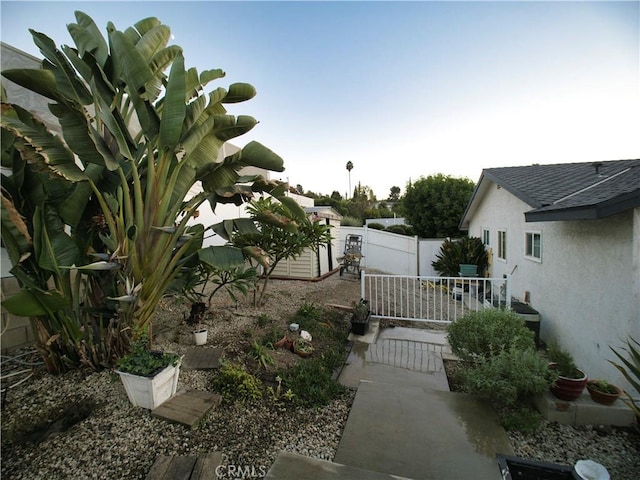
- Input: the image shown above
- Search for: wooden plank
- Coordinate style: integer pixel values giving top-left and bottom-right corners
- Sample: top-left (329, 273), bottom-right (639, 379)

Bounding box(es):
top-left (146, 456), bottom-right (196, 480)
top-left (146, 456), bottom-right (174, 480)
top-left (152, 390), bottom-right (221, 428)
top-left (191, 452), bottom-right (223, 480)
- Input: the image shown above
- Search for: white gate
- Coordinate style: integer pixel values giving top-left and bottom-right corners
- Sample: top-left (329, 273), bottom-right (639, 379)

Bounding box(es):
top-left (361, 272), bottom-right (511, 324)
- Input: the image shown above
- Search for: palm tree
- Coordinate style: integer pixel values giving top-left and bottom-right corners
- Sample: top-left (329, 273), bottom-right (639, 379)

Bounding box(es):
top-left (346, 161), bottom-right (354, 199)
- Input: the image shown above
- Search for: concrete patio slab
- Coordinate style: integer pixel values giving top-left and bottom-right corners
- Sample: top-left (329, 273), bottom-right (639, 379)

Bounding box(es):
top-left (334, 381), bottom-right (513, 480)
top-left (339, 329), bottom-right (450, 391)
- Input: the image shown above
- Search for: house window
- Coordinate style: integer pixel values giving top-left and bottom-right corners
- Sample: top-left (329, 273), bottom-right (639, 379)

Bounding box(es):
top-left (482, 229), bottom-right (490, 246)
top-left (497, 230), bottom-right (507, 260)
top-left (525, 231), bottom-right (542, 261)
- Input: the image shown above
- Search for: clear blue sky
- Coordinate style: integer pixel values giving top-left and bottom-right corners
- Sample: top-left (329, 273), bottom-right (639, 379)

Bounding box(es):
top-left (2, 1), bottom-right (639, 199)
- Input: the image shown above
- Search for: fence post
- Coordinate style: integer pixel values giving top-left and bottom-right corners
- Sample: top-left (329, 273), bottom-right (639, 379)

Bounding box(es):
top-left (505, 274), bottom-right (512, 309)
top-left (415, 235), bottom-right (420, 276)
top-left (360, 270), bottom-right (366, 301)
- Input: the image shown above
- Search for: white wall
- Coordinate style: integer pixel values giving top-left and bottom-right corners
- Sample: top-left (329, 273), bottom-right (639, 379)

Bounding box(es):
top-left (468, 183), bottom-right (640, 392)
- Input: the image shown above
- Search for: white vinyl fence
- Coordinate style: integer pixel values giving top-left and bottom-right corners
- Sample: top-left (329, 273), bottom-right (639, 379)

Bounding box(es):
top-left (339, 226), bottom-right (448, 276)
top-left (361, 272), bottom-right (511, 324)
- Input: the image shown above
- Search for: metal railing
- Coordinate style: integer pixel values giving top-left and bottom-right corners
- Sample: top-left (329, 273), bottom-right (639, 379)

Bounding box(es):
top-left (361, 272), bottom-right (511, 324)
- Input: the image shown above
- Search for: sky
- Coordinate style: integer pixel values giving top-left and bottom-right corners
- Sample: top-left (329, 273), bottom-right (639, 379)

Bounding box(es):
top-left (1, 1), bottom-right (639, 199)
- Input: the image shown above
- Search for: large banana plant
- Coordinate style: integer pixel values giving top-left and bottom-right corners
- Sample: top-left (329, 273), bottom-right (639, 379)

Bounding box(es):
top-left (1, 11), bottom-right (284, 370)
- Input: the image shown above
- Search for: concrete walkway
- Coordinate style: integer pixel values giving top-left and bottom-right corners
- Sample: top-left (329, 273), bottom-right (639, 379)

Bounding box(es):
top-left (333, 325), bottom-right (513, 479)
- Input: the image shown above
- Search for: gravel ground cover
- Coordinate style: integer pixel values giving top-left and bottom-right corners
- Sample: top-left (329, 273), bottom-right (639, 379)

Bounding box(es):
top-left (1, 272), bottom-right (638, 479)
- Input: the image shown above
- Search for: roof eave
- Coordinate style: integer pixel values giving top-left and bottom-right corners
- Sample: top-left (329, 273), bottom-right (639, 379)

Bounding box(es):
top-left (525, 192), bottom-right (640, 222)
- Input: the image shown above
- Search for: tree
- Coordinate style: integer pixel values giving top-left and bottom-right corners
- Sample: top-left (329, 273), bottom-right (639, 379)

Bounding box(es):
top-left (388, 186), bottom-right (401, 201)
top-left (1, 12), bottom-right (284, 372)
top-left (228, 196), bottom-right (331, 305)
top-left (346, 161), bottom-right (353, 198)
top-left (402, 174), bottom-right (475, 238)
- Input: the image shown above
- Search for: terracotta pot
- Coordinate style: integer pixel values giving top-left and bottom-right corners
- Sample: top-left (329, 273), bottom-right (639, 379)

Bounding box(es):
top-left (586, 381), bottom-right (622, 405)
top-left (275, 336), bottom-right (294, 351)
top-left (550, 367), bottom-right (588, 401)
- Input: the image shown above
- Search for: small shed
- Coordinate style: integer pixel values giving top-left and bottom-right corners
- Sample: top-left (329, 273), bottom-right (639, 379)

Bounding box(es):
top-left (270, 207), bottom-right (342, 280)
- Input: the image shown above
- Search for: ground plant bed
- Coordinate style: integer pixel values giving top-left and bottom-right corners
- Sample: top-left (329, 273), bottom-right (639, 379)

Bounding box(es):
top-left (0, 274), bottom-right (361, 480)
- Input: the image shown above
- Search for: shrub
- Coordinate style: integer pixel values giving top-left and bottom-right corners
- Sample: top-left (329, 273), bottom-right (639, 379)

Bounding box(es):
top-left (547, 341), bottom-right (581, 378)
top-left (499, 407), bottom-right (544, 434)
top-left (461, 347), bottom-right (552, 408)
top-left (213, 361), bottom-right (263, 402)
top-left (282, 356), bottom-right (346, 407)
top-left (447, 309), bottom-right (535, 363)
top-left (367, 222), bottom-right (385, 230)
top-left (341, 216), bottom-right (363, 227)
top-left (384, 225), bottom-right (407, 235)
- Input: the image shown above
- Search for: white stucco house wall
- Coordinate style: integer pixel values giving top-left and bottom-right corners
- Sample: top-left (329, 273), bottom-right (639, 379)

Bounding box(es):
top-left (460, 159), bottom-right (640, 393)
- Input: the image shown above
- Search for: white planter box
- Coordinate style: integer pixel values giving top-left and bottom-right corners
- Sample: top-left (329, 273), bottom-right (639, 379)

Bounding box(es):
top-left (116, 362), bottom-right (181, 410)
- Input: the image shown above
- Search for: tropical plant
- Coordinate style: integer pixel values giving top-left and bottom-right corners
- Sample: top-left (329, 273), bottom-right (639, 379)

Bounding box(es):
top-left (609, 336), bottom-right (640, 416)
top-left (1, 11), bottom-right (284, 372)
top-left (225, 196), bottom-right (332, 305)
top-left (432, 236), bottom-right (488, 277)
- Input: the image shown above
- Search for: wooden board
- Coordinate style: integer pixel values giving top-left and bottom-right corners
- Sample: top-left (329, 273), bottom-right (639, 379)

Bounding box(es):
top-left (182, 347), bottom-right (223, 370)
top-left (146, 452), bottom-right (223, 480)
top-left (146, 455), bottom-right (195, 480)
top-left (191, 452), bottom-right (223, 480)
top-left (152, 390), bottom-right (221, 428)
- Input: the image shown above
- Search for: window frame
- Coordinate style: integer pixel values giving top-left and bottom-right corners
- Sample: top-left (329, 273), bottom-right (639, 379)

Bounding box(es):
top-left (497, 229), bottom-right (507, 261)
top-left (482, 229), bottom-right (490, 246)
top-left (525, 230), bottom-right (542, 262)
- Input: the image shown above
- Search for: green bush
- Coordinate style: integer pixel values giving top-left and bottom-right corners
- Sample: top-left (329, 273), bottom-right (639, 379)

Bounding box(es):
top-left (499, 407), bottom-right (544, 434)
top-left (384, 225), bottom-right (408, 235)
top-left (367, 222), bottom-right (385, 230)
top-left (341, 216), bottom-right (363, 227)
top-left (447, 309), bottom-right (535, 362)
top-left (462, 347), bottom-right (552, 408)
top-left (213, 361), bottom-right (263, 402)
top-left (282, 356), bottom-right (346, 407)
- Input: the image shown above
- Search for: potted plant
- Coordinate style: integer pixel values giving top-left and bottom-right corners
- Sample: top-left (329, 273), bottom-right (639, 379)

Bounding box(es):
top-left (586, 380), bottom-right (622, 405)
top-left (115, 336), bottom-right (182, 410)
top-left (547, 342), bottom-right (588, 401)
top-left (351, 299), bottom-right (371, 336)
top-left (293, 338), bottom-right (314, 358)
top-left (188, 303), bottom-right (208, 346)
